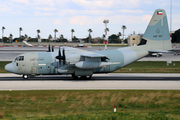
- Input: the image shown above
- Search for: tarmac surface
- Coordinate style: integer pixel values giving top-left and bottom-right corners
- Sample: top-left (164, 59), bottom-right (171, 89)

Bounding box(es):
top-left (0, 73), bottom-right (180, 90)
top-left (0, 46), bottom-right (180, 61)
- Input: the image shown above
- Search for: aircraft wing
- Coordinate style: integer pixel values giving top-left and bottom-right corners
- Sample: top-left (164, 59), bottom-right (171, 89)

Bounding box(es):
top-left (81, 53), bottom-right (109, 59)
top-left (62, 47), bottom-right (111, 69)
top-left (65, 47), bottom-right (109, 59)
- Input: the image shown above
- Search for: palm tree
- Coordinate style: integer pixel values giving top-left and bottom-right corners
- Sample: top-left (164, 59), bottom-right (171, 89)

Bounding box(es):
top-left (106, 28), bottom-right (109, 32)
top-left (19, 27), bottom-right (23, 38)
top-left (60, 34), bottom-right (64, 42)
top-left (71, 29), bottom-right (74, 42)
top-left (24, 34), bottom-right (28, 38)
top-left (48, 34), bottom-right (52, 43)
top-left (37, 29), bottom-right (40, 38)
top-left (9, 34), bottom-right (13, 43)
top-left (9, 34), bottom-right (13, 38)
top-left (54, 29), bottom-right (58, 40)
top-left (2, 26), bottom-right (5, 43)
top-left (102, 34), bottom-right (106, 40)
top-left (88, 29), bottom-right (92, 43)
top-left (122, 25), bottom-right (126, 40)
top-left (117, 32), bottom-right (122, 43)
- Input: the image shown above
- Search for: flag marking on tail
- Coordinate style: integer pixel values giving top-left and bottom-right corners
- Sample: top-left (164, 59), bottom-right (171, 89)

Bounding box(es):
top-left (157, 10), bottom-right (162, 15)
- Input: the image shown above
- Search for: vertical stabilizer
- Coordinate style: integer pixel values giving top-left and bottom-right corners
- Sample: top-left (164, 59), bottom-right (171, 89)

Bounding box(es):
top-left (142, 9), bottom-right (172, 50)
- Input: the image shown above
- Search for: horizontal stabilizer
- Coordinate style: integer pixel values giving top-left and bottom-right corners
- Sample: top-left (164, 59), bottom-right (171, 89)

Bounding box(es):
top-left (148, 50), bottom-right (170, 53)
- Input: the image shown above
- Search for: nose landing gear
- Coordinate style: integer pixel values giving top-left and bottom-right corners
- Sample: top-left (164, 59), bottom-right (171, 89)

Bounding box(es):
top-left (23, 75), bottom-right (28, 79)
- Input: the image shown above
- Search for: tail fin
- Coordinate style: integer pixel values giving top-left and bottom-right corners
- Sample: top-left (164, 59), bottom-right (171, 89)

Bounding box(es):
top-left (142, 9), bottom-right (172, 50)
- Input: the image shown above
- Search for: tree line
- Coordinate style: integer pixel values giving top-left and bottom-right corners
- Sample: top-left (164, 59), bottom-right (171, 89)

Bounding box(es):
top-left (0, 25), bottom-right (127, 43)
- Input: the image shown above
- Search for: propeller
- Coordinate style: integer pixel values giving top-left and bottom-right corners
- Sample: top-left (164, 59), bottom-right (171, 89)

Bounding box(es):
top-left (47, 45), bottom-right (54, 52)
top-left (62, 48), bottom-right (66, 64)
top-left (52, 46), bottom-right (54, 52)
top-left (56, 47), bottom-right (66, 65)
top-left (47, 44), bottom-right (51, 52)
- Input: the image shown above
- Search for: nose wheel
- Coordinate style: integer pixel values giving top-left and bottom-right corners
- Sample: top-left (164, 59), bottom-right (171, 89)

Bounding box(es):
top-left (23, 75), bottom-right (28, 79)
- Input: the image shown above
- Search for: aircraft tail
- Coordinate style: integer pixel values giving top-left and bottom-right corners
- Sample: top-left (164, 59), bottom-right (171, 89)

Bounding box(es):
top-left (139, 9), bottom-right (172, 51)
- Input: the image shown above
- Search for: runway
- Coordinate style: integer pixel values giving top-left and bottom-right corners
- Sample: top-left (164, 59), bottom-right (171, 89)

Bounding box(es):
top-left (0, 73), bottom-right (180, 90)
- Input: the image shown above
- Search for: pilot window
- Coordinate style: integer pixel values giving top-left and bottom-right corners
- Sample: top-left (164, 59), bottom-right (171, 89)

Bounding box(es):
top-left (14, 57), bottom-right (17, 62)
top-left (15, 56), bottom-right (24, 61)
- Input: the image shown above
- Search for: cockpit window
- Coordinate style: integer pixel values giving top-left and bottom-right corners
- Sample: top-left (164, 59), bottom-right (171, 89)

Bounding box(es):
top-left (14, 56), bottom-right (24, 61)
top-left (14, 57), bottom-right (17, 62)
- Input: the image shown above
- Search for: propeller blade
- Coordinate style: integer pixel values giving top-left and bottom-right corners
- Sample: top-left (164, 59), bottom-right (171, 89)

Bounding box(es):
top-left (63, 48), bottom-right (65, 59)
top-left (55, 47), bottom-right (66, 65)
top-left (55, 47), bottom-right (61, 59)
top-left (47, 44), bottom-right (51, 52)
top-left (59, 47), bottom-right (61, 57)
top-left (52, 46), bottom-right (54, 52)
top-left (63, 48), bottom-right (66, 64)
top-left (58, 47), bottom-right (61, 65)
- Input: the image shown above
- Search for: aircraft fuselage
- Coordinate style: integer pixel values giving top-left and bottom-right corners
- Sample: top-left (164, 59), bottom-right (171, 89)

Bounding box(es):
top-left (5, 47), bottom-right (148, 78)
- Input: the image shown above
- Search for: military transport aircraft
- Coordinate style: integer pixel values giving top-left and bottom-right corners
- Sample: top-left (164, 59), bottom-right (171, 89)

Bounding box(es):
top-left (5, 9), bottom-right (172, 79)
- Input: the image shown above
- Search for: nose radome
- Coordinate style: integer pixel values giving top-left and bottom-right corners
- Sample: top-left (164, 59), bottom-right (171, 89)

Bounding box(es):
top-left (5, 63), bottom-right (14, 73)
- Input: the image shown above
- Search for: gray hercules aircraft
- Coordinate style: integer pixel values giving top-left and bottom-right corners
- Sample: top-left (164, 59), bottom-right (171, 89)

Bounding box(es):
top-left (5, 9), bottom-right (172, 79)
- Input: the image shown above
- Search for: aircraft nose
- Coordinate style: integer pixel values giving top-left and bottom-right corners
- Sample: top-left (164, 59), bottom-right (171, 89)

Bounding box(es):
top-left (5, 63), bottom-right (15, 73)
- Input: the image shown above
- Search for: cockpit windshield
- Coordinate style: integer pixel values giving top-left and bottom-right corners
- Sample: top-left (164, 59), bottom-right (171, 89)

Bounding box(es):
top-left (14, 56), bottom-right (24, 62)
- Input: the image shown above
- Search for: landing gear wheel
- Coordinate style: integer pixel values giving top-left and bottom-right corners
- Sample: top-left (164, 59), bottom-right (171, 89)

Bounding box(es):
top-left (81, 75), bottom-right (92, 79)
top-left (23, 75), bottom-right (28, 79)
top-left (80, 76), bottom-right (87, 79)
top-left (72, 74), bottom-right (78, 80)
top-left (71, 74), bottom-right (92, 80)
top-left (86, 75), bottom-right (92, 79)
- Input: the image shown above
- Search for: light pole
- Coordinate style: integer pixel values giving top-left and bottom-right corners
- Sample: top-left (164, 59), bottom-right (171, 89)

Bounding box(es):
top-left (170, 0), bottom-right (172, 32)
top-left (103, 20), bottom-right (109, 50)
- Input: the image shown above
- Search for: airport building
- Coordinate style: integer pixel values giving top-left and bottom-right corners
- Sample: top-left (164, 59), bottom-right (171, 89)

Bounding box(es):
top-left (127, 34), bottom-right (143, 46)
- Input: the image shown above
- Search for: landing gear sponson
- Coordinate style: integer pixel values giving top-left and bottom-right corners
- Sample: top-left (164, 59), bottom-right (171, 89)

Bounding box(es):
top-left (71, 74), bottom-right (92, 80)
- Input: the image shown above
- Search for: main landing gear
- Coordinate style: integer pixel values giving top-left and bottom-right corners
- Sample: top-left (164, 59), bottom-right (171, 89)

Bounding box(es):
top-left (71, 74), bottom-right (92, 80)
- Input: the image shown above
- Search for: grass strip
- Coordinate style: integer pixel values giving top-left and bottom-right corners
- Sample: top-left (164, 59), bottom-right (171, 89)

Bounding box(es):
top-left (0, 61), bottom-right (11, 73)
top-left (0, 90), bottom-right (180, 119)
top-left (114, 61), bottom-right (180, 73)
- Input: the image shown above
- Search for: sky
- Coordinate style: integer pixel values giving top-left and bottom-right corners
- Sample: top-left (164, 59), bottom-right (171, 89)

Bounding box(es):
top-left (0, 0), bottom-right (180, 40)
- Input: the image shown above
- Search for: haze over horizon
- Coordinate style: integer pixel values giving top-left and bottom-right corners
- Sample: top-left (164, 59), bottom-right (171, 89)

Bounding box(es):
top-left (1, 0), bottom-right (180, 40)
